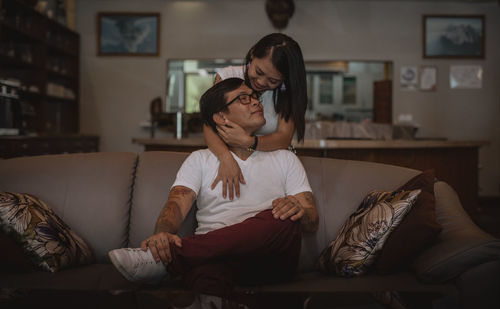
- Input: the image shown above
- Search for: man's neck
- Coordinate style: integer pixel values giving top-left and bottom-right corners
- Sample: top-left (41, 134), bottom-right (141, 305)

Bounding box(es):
top-left (229, 146), bottom-right (253, 161)
top-left (228, 129), bottom-right (257, 161)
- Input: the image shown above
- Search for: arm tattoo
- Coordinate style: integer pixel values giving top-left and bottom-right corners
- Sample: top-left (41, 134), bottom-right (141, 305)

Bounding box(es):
top-left (154, 186), bottom-right (195, 234)
top-left (300, 192), bottom-right (319, 233)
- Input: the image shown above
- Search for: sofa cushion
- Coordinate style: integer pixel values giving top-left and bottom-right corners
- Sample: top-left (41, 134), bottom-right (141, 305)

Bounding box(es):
top-left (317, 189), bottom-right (421, 277)
top-left (0, 152), bottom-right (138, 263)
top-left (375, 170), bottom-right (442, 273)
top-left (413, 182), bottom-right (500, 282)
top-left (0, 263), bottom-right (138, 290)
top-left (0, 192), bottom-right (94, 272)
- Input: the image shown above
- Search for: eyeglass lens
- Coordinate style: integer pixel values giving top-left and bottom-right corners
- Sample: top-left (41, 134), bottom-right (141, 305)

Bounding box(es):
top-left (238, 92), bottom-right (259, 104)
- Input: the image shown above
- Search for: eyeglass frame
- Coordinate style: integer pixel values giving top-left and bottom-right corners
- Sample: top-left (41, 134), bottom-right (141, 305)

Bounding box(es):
top-left (220, 91), bottom-right (261, 111)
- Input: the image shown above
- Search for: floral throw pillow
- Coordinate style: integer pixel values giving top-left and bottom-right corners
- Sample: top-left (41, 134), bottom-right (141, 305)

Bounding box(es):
top-left (317, 189), bottom-right (421, 277)
top-left (0, 192), bottom-right (94, 272)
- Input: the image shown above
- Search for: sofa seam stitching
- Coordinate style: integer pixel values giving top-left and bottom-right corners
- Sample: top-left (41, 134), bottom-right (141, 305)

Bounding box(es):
top-left (125, 154), bottom-right (139, 247)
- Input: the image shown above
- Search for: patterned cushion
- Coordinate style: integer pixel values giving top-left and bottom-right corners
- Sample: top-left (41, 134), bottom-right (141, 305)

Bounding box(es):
top-left (317, 189), bottom-right (421, 277)
top-left (0, 192), bottom-right (94, 272)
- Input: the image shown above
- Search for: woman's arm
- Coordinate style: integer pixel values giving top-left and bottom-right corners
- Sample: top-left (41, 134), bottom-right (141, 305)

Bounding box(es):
top-left (218, 115), bottom-right (294, 151)
top-left (255, 116), bottom-right (294, 151)
top-left (203, 124), bottom-right (245, 200)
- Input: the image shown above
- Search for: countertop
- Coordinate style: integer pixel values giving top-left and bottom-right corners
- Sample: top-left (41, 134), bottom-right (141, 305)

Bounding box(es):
top-left (132, 137), bottom-right (489, 149)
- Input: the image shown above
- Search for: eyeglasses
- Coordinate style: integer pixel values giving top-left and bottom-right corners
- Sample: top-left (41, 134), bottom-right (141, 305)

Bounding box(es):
top-left (225, 91), bottom-right (260, 108)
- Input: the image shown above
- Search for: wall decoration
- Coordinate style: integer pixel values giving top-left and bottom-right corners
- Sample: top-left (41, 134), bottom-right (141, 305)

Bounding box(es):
top-left (400, 66), bottom-right (418, 90)
top-left (97, 12), bottom-right (160, 56)
top-left (419, 66), bottom-right (437, 91)
top-left (450, 65), bottom-right (483, 89)
top-left (423, 15), bottom-right (484, 59)
top-left (265, 0), bottom-right (295, 30)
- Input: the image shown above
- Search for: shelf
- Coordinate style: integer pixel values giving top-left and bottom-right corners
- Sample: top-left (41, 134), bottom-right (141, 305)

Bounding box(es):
top-left (0, 0), bottom-right (80, 136)
top-left (0, 92), bottom-right (19, 99)
top-left (0, 20), bottom-right (44, 42)
top-left (0, 53), bottom-right (42, 70)
top-left (47, 69), bottom-right (77, 80)
top-left (46, 95), bottom-right (76, 102)
top-left (47, 42), bottom-right (78, 57)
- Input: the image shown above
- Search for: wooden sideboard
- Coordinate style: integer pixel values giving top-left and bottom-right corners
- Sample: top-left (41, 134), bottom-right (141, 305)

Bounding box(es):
top-left (0, 135), bottom-right (99, 159)
top-left (132, 137), bottom-right (487, 215)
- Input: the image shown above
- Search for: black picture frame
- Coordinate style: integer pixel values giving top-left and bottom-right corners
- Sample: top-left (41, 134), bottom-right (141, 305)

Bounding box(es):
top-left (97, 12), bottom-right (160, 56)
top-left (423, 15), bottom-right (485, 59)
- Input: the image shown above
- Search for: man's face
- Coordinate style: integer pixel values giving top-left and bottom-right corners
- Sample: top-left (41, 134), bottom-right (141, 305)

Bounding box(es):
top-left (221, 84), bottom-right (266, 133)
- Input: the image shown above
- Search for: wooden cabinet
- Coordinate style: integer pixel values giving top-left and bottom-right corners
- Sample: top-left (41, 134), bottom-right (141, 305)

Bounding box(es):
top-left (373, 80), bottom-right (392, 124)
top-left (0, 135), bottom-right (100, 158)
top-left (0, 0), bottom-right (79, 135)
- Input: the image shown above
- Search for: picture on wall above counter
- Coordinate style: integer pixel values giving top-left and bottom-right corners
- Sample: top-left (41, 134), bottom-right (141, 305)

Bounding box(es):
top-left (419, 66), bottom-right (437, 91)
top-left (97, 12), bottom-right (160, 56)
top-left (450, 65), bottom-right (483, 89)
top-left (423, 15), bottom-right (484, 59)
top-left (400, 66), bottom-right (418, 90)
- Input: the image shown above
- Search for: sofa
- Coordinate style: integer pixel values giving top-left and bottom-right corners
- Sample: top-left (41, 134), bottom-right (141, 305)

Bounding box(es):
top-left (1, 151), bottom-right (499, 308)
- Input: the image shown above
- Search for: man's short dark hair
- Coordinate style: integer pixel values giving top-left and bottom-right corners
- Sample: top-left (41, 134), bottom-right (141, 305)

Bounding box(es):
top-left (199, 78), bottom-right (244, 133)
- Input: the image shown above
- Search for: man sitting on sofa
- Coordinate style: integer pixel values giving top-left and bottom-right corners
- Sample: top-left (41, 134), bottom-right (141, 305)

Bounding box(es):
top-left (109, 78), bottom-right (319, 296)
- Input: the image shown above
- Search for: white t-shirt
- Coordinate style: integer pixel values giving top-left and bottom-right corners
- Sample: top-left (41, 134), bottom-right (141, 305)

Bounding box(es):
top-left (172, 149), bottom-right (312, 235)
top-left (217, 65), bottom-right (278, 136)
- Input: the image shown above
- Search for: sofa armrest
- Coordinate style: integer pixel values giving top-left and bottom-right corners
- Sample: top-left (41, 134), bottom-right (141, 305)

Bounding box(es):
top-left (413, 181), bottom-right (500, 283)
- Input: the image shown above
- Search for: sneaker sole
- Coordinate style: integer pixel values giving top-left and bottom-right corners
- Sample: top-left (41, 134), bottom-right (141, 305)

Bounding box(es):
top-left (108, 250), bottom-right (136, 282)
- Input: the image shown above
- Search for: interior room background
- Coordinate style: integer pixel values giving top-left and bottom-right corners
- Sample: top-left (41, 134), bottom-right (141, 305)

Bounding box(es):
top-left (76, 0), bottom-right (500, 197)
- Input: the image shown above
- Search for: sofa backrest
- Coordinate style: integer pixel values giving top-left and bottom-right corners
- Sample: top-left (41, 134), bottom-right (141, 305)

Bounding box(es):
top-left (0, 152), bottom-right (138, 263)
top-left (130, 151), bottom-right (420, 272)
top-left (129, 151), bottom-right (197, 248)
top-left (0, 151), bottom-right (420, 270)
top-left (296, 156), bottom-right (419, 271)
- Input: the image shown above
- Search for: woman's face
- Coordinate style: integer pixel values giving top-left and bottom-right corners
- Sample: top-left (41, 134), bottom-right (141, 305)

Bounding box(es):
top-left (247, 55), bottom-right (283, 92)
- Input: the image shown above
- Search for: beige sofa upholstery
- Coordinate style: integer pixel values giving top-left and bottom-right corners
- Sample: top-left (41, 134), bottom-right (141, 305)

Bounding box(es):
top-left (1, 151), bottom-right (499, 308)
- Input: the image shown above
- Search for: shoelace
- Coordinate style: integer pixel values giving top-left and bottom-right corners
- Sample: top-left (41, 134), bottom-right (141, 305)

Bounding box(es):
top-left (125, 248), bottom-right (156, 269)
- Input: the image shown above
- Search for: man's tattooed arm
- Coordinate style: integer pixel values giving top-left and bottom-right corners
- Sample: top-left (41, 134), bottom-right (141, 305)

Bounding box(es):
top-left (154, 186), bottom-right (196, 234)
top-left (295, 191), bottom-right (319, 233)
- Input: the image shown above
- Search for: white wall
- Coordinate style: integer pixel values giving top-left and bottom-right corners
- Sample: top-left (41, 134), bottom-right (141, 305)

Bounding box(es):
top-left (76, 0), bottom-right (500, 196)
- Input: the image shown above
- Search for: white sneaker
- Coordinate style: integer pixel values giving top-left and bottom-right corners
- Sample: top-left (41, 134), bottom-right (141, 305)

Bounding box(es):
top-left (108, 248), bottom-right (167, 284)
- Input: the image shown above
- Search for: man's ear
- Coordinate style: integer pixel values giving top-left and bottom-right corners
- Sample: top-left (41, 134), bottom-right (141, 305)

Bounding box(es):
top-left (213, 112), bottom-right (226, 126)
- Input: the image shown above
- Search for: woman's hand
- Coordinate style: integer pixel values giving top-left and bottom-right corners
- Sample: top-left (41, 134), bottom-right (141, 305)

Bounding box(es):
top-left (141, 232), bottom-right (182, 265)
top-left (211, 153), bottom-right (246, 200)
top-left (216, 119), bottom-right (254, 149)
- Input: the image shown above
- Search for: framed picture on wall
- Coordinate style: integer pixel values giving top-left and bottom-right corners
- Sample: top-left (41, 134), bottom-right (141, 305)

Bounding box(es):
top-left (97, 12), bottom-right (160, 56)
top-left (419, 66), bottom-right (437, 91)
top-left (423, 15), bottom-right (485, 59)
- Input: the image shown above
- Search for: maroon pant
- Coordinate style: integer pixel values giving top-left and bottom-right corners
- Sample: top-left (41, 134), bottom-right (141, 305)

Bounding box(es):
top-left (168, 209), bottom-right (302, 296)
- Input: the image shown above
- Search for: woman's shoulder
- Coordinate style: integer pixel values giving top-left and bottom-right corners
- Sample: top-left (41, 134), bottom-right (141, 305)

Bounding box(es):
top-left (217, 65), bottom-right (245, 80)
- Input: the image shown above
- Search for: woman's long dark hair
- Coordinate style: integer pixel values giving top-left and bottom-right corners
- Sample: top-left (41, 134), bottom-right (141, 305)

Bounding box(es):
top-left (245, 33), bottom-right (307, 142)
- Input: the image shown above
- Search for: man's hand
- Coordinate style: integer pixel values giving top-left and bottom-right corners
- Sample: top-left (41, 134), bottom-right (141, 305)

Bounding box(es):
top-left (273, 192), bottom-right (319, 233)
top-left (272, 195), bottom-right (305, 221)
top-left (141, 232), bottom-right (182, 265)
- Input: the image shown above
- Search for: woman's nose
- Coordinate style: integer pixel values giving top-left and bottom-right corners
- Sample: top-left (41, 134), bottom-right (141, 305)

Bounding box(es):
top-left (257, 77), bottom-right (269, 89)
